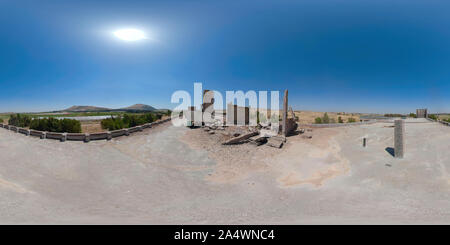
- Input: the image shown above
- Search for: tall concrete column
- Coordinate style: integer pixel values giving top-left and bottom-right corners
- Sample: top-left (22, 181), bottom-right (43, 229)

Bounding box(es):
top-left (282, 90), bottom-right (288, 136)
top-left (394, 119), bottom-right (404, 158)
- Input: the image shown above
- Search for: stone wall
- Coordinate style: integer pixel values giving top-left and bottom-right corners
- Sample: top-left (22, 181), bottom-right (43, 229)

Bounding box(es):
top-left (416, 109), bottom-right (428, 118)
top-left (0, 118), bottom-right (171, 143)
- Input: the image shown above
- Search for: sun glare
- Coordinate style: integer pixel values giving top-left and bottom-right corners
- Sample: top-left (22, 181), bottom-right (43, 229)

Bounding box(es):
top-left (113, 29), bottom-right (147, 41)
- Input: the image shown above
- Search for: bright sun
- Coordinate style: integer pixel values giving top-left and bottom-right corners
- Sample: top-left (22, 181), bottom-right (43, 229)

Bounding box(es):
top-left (113, 29), bottom-right (147, 41)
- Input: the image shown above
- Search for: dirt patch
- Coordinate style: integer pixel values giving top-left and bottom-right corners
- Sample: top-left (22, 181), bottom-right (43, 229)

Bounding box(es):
top-left (0, 177), bottom-right (30, 193)
top-left (179, 126), bottom-right (282, 183)
top-left (264, 128), bottom-right (350, 188)
top-left (179, 126), bottom-right (350, 187)
top-left (81, 121), bottom-right (103, 133)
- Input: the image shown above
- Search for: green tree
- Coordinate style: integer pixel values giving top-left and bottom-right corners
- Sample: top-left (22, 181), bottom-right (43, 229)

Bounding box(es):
top-left (322, 113), bottom-right (330, 124)
top-left (8, 114), bottom-right (32, 127)
top-left (29, 118), bottom-right (81, 133)
top-left (338, 116), bottom-right (344, 123)
top-left (315, 117), bottom-right (322, 124)
top-left (348, 117), bottom-right (356, 123)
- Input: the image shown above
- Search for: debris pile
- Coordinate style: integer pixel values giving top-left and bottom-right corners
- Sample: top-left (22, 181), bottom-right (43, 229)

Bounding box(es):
top-left (198, 122), bottom-right (311, 149)
top-left (188, 88), bottom-right (312, 149)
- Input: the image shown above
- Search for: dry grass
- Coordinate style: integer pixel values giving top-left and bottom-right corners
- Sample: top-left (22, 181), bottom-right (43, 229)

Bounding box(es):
top-left (81, 121), bottom-right (103, 133)
top-left (438, 114), bottom-right (450, 121)
top-left (293, 111), bottom-right (360, 124)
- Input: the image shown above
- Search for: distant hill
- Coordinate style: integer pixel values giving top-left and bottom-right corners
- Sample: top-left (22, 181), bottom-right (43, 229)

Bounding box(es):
top-left (120, 104), bottom-right (156, 111)
top-left (64, 105), bottom-right (112, 112)
top-left (60, 104), bottom-right (158, 112)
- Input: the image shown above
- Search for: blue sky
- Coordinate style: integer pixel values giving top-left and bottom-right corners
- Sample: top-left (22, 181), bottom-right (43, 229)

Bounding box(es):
top-left (1, 0), bottom-right (450, 113)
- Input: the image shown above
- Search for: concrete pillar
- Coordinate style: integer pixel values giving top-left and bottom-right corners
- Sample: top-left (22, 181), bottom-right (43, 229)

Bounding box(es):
top-left (84, 133), bottom-right (90, 143)
top-left (124, 129), bottom-right (130, 136)
top-left (40, 132), bottom-right (46, 139)
top-left (282, 90), bottom-right (288, 136)
top-left (106, 132), bottom-right (112, 141)
top-left (363, 137), bottom-right (367, 147)
top-left (394, 120), bottom-right (404, 158)
top-left (60, 133), bottom-right (67, 142)
top-left (25, 130), bottom-right (30, 136)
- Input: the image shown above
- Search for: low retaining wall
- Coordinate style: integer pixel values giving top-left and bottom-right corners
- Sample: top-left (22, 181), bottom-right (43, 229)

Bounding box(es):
top-left (128, 126), bottom-right (142, 133)
top-left (18, 128), bottom-right (30, 136)
top-left (30, 130), bottom-right (45, 138)
top-left (1, 118), bottom-right (172, 143)
top-left (111, 129), bottom-right (127, 138)
top-left (66, 133), bottom-right (86, 141)
top-left (46, 132), bottom-right (65, 141)
top-left (90, 132), bottom-right (110, 141)
top-left (428, 118), bottom-right (450, 126)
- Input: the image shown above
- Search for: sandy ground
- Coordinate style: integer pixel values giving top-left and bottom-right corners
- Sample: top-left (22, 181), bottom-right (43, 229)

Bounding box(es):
top-left (0, 118), bottom-right (449, 224)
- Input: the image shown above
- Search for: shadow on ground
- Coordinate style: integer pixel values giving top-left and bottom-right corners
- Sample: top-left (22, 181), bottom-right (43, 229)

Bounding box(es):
top-left (385, 147), bottom-right (395, 157)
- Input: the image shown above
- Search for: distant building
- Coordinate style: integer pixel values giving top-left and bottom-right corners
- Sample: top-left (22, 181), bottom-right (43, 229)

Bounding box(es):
top-left (416, 109), bottom-right (428, 118)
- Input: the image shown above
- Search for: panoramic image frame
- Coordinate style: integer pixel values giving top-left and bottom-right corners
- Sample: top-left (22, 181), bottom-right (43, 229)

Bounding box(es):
top-left (0, 0), bottom-right (449, 242)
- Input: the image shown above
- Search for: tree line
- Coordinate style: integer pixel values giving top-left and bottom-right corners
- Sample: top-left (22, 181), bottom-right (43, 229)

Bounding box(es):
top-left (8, 114), bottom-right (81, 133)
top-left (100, 113), bottom-right (163, 131)
top-left (314, 113), bottom-right (356, 124)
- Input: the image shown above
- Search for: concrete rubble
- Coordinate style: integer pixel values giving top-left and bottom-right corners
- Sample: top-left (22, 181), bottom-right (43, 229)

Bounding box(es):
top-left (222, 131), bottom-right (258, 145)
top-left (266, 136), bottom-right (285, 148)
top-left (191, 88), bottom-right (305, 148)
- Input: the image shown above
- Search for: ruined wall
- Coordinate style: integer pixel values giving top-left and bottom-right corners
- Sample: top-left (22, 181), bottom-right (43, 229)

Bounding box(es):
top-left (226, 104), bottom-right (249, 125)
top-left (0, 118), bottom-right (171, 143)
top-left (416, 109), bottom-right (428, 118)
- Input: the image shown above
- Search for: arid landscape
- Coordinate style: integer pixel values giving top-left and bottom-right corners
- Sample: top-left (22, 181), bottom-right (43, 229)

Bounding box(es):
top-left (1, 117), bottom-right (448, 224)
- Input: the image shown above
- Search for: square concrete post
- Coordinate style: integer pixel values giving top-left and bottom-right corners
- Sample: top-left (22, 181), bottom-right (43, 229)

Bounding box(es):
top-left (394, 120), bottom-right (404, 158)
top-left (60, 133), bottom-right (67, 142)
top-left (282, 90), bottom-right (288, 136)
top-left (84, 133), bottom-right (90, 143)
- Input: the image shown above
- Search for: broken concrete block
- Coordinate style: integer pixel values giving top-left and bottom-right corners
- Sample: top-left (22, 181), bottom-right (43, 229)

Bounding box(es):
top-left (223, 131), bottom-right (258, 145)
top-left (259, 129), bottom-right (278, 137)
top-left (266, 136), bottom-right (284, 148)
top-left (220, 131), bottom-right (230, 136)
top-left (249, 136), bottom-right (268, 146)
